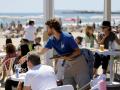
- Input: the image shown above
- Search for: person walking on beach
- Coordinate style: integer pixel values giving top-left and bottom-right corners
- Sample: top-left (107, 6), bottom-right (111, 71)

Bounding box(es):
top-left (23, 20), bottom-right (37, 43)
top-left (32, 18), bottom-right (90, 90)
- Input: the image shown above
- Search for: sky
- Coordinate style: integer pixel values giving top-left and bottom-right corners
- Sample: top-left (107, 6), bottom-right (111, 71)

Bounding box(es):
top-left (0, 0), bottom-right (119, 13)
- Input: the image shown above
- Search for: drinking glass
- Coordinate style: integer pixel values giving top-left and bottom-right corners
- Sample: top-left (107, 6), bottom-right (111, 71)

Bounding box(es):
top-left (100, 45), bottom-right (104, 51)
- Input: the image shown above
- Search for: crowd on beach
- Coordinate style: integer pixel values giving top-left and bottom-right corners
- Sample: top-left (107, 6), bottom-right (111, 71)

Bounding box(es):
top-left (0, 20), bottom-right (42, 38)
top-left (0, 18), bottom-right (120, 90)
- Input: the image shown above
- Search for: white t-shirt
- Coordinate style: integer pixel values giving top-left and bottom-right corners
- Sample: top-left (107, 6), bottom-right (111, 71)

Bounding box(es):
top-left (24, 65), bottom-right (57, 90)
top-left (24, 25), bottom-right (36, 41)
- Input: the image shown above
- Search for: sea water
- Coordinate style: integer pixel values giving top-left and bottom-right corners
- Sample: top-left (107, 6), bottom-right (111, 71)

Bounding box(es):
top-left (0, 12), bottom-right (119, 28)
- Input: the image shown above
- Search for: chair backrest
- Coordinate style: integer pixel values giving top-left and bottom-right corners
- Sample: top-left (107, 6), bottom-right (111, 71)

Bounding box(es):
top-left (3, 57), bottom-right (16, 76)
top-left (48, 85), bottom-right (74, 90)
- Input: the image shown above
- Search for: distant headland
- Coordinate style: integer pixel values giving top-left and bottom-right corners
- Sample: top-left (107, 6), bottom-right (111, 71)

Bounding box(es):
top-left (55, 10), bottom-right (120, 14)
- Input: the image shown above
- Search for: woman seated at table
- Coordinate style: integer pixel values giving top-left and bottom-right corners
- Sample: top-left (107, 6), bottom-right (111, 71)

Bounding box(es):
top-left (84, 25), bottom-right (98, 48)
top-left (1, 43), bottom-right (17, 82)
top-left (93, 21), bottom-right (120, 77)
top-left (13, 38), bottom-right (30, 72)
top-left (5, 39), bottom-right (30, 90)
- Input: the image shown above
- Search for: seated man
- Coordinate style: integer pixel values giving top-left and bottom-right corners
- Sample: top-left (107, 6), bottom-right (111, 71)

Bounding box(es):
top-left (17, 54), bottom-right (57, 90)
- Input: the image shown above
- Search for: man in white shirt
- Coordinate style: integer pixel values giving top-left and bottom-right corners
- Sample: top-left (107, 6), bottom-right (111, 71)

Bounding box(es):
top-left (17, 54), bottom-right (57, 90)
top-left (24, 20), bottom-right (37, 42)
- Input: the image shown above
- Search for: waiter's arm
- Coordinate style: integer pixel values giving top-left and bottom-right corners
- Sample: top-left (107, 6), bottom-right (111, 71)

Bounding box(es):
top-left (69, 48), bottom-right (80, 58)
top-left (27, 47), bottom-right (49, 57)
top-left (63, 48), bottom-right (80, 60)
top-left (62, 36), bottom-right (81, 60)
top-left (38, 47), bottom-right (49, 54)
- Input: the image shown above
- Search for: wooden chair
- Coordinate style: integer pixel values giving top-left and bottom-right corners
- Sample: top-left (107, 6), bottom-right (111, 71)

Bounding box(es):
top-left (3, 57), bottom-right (16, 77)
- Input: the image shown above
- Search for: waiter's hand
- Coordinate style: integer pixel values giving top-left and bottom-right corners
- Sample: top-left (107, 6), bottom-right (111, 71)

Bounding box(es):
top-left (27, 51), bottom-right (38, 55)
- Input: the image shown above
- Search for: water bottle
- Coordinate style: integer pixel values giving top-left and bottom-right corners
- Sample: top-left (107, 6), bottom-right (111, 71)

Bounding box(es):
top-left (15, 65), bottom-right (19, 78)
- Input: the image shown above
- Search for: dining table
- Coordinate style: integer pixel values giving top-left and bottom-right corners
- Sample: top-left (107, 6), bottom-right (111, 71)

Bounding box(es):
top-left (10, 73), bottom-right (26, 82)
top-left (89, 48), bottom-right (120, 87)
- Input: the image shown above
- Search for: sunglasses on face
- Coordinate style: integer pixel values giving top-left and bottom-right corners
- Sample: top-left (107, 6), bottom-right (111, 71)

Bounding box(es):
top-left (102, 26), bottom-right (109, 29)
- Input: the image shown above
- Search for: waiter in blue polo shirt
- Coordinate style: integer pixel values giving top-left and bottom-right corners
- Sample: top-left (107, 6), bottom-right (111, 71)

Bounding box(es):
top-left (39, 18), bottom-right (90, 90)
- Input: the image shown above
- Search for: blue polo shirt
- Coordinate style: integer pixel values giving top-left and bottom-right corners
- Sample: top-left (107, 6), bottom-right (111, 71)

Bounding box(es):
top-left (45, 32), bottom-right (78, 55)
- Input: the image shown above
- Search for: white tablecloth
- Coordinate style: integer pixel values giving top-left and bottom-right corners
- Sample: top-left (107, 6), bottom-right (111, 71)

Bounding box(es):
top-left (90, 48), bottom-right (120, 84)
top-left (10, 73), bottom-right (26, 82)
top-left (89, 48), bottom-right (120, 56)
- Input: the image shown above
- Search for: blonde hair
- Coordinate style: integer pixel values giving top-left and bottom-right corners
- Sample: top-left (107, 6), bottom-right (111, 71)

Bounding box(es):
top-left (85, 25), bottom-right (94, 32)
top-left (85, 25), bottom-right (94, 37)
